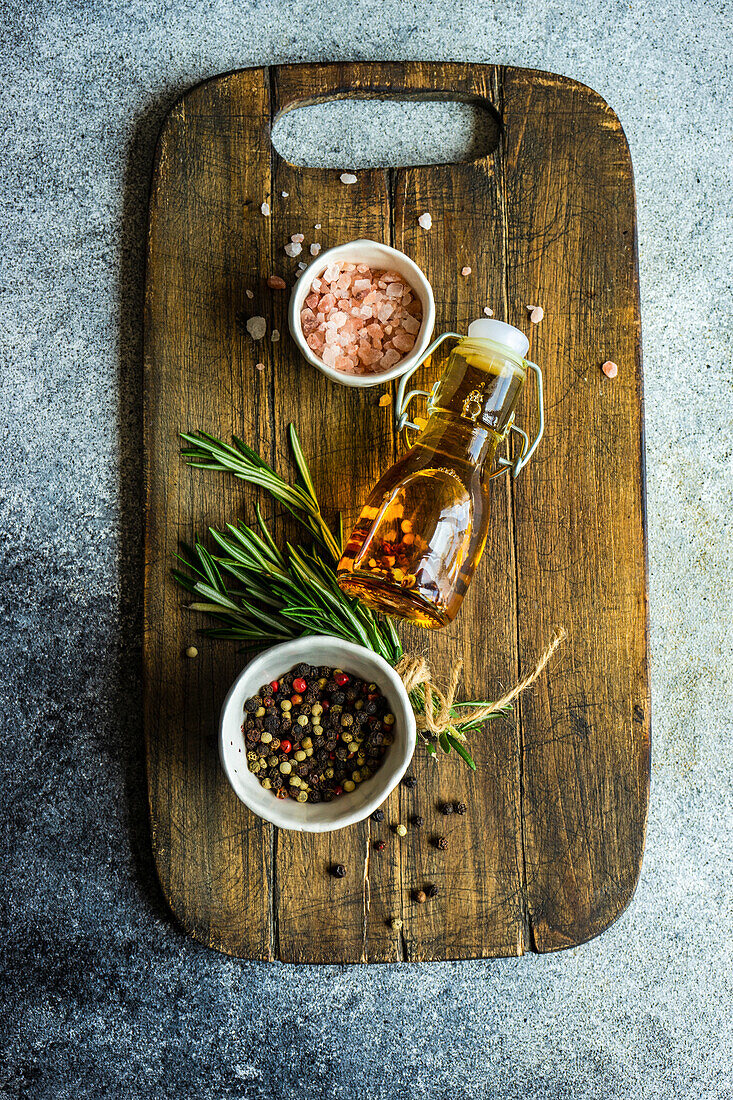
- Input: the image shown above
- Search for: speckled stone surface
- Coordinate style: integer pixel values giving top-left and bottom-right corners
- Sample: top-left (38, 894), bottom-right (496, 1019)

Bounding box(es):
top-left (1, 1), bottom-right (731, 1097)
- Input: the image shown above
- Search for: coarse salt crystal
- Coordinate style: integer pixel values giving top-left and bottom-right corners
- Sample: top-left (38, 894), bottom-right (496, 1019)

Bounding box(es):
top-left (271, 329), bottom-right (280, 342)
top-left (260, 202), bottom-right (270, 216)
top-left (315, 223), bottom-right (321, 230)
top-left (461, 266), bottom-right (472, 276)
top-left (298, 261), bottom-right (307, 269)
top-left (245, 289), bottom-right (254, 299)
top-left (529, 305), bottom-right (544, 323)
top-left (418, 212), bottom-right (432, 230)
top-left (267, 275), bottom-right (287, 290)
top-left (281, 191), bottom-right (289, 197)
top-left (602, 360), bottom-right (618, 378)
top-left (246, 316), bottom-right (266, 340)
top-left (340, 172), bottom-right (357, 184)
top-left (310, 243), bottom-right (321, 256)
top-left (285, 241), bottom-right (302, 257)
top-left (255, 362), bottom-right (266, 370)
top-left (483, 306), bottom-right (493, 317)
top-left (291, 233), bottom-right (305, 243)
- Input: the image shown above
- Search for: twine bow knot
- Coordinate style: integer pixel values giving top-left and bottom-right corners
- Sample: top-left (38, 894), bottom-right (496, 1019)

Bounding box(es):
top-left (395, 629), bottom-right (567, 738)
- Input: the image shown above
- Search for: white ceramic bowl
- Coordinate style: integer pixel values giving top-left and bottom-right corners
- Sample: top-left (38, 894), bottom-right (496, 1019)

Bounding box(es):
top-left (219, 636), bottom-right (416, 832)
top-left (288, 239), bottom-right (436, 389)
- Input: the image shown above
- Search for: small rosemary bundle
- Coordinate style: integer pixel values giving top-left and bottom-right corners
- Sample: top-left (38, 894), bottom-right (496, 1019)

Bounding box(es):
top-left (175, 425), bottom-right (521, 769)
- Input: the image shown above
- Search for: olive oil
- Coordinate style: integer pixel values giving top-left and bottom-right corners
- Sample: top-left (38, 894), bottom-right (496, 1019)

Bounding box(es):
top-left (337, 321), bottom-right (530, 628)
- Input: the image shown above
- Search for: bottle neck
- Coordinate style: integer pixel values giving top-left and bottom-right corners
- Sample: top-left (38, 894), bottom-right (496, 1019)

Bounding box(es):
top-left (414, 412), bottom-right (499, 469)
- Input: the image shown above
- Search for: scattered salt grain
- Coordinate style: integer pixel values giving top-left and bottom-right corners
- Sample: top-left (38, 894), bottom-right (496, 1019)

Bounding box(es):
top-left (285, 241), bottom-right (302, 257)
top-left (340, 173), bottom-right (358, 184)
top-left (379, 393), bottom-right (392, 407)
top-left (246, 316), bottom-right (267, 340)
top-left (260, 202), bottom-right (270, 216)
top-left (291, 233), bottom-right (304, 244)
top-left (528, 305), bottom-right (544, 324)
top-left (271, 329), bottom-right (280, 342)
top-left (461, 266), bottom-right (472, 276)
top-left (310, 243), bottom-right (321, 256)
top-left (315, 223), bottom-right (321, 230)
top-left (602, 360), bottom-right (618, 378)
top-left (245, 289), bottom-right (254, 299)
top-left (255, 362), bottom-right (266, 370)
top-left (281, 191), bottom-right (289, 198)
top-left (418, 212), bottom-right (432, 230)
top-left (267, 275), bottom-right (287, 290)
top-left (483, 306), bottom-right (494, 317)
top-left (297, 261), bottom-right (307, 270)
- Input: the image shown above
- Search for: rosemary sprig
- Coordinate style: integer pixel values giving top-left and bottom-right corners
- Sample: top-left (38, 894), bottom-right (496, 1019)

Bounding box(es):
top-left (175, 426), bottom-right (515, 768)
top-left (180, 425), bottom-right (342, 563)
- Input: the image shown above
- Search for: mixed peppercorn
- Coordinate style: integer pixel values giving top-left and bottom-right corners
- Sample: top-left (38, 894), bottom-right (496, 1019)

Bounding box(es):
top-left (243, 663), bottom-right (394, 803)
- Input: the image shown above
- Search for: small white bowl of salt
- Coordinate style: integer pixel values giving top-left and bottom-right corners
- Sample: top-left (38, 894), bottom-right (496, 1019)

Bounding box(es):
top-left (288, 239), bottom-right (436, 389)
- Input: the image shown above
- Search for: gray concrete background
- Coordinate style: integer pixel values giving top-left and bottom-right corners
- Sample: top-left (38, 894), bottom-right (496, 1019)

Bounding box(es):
top-left (1, 0), bottom-right (731, 1096)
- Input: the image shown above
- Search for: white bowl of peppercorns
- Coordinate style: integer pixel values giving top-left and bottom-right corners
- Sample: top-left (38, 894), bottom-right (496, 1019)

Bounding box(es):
top-left (219, 636), bottom-right (416, 832)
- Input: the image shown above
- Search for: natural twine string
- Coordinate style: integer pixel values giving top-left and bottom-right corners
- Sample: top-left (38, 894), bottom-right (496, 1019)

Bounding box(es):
top-left (395, 628), bottom-right (567, 736)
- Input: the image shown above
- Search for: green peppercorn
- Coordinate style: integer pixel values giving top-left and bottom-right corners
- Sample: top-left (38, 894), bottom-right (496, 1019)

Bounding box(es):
top-left (261, 778), bottom-right (272, 790)
top-left (296, 790), bottom-right (308, 803)
top-left (352, 770), bottom-right (362, 783)
top-left (396, 824), bottom-right (407, 837)
top-left (384, 713), bottom-right (395, 726)
top-left (341, 713), bottom-right (353, 727)
top-left (297, 715), bottom-right (309, 727)
top-left (294, 750), bottom-right (306, 762)
top-left (280, 699), bottom-right (292, 711)
top-left (260, 731), bottom-right (272, 744)
top-left (301, 736), bottom-right (313, 749)
top-left (247, 750), bottom-right (257, 761)
top-left (341, 731), bottom-right (353, 744)
top-left (311, 704), bottom-right (323, 717)
top-left (305, 746), bottom-right (314, 757)
top-left (325, 767), bottom-right (334, 779)
top-left (255, 706), bottom-right (266, 717)
top-left (268, 755), bottom-right (279, 767)
top-left (279, 761), bottom-right (292, 775)
top-left (343, 780), bottom-right (355, 792)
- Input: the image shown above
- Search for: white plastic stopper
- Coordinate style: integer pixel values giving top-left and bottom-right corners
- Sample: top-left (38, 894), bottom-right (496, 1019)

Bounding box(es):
top-left (467, 318), bottom-right (529, 360)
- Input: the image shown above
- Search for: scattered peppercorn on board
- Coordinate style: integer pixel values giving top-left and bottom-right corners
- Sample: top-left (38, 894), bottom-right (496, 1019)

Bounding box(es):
top-left (144, 62), bottom-right (650, 961)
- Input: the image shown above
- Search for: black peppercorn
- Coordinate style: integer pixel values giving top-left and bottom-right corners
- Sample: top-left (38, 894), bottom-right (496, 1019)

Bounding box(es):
top-left (435, 836), bottom-right (448, 850)
top-left (426, 884), bottom-right (439, 898)
top-left (332, 863), bottom-right (347, 878)
top-left (402, 776), bottom-right (417, 790)
top-left (293, 662), bottom-right (309, 677)
top-left (371, 809), bottom-right (385, 822)
top-left (414, 889), bottom-right (427, 904)
top-left (440, 802), bottom-right (454, 816)
top-left (455, 802), bottom-right (467, 815)
top-left (412, 815), bottom-right (424, 827)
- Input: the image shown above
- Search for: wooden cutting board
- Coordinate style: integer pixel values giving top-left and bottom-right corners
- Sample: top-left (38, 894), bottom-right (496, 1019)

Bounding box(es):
top-left (143, 62), bottom-right (650, 961)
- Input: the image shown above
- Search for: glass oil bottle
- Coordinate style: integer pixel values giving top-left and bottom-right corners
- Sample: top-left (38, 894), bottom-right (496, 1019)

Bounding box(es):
top-left (336, 319), bottom-right (544, 628)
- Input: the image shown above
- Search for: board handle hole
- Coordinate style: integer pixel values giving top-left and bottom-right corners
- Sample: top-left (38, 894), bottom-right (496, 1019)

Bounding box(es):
top-left (271, 95), bottom-right (500, 169)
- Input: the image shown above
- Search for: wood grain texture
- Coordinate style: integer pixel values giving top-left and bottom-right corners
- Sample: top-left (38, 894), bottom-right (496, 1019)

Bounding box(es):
top-left (143, 62), bottom-right (649, 961)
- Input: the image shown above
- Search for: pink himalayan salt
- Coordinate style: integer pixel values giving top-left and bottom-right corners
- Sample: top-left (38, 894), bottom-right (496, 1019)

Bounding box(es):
top-left (529, 305), bottom-right (544, 323)
top-left (300, 261), bottom-right (423, 376)
top-left (461, 266), bottom-right (472, 276)
top-left (418, 212), bottom-right (432, 230)
top-left (602, 360), bottom-right (618, 378)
